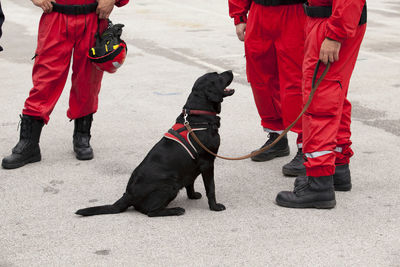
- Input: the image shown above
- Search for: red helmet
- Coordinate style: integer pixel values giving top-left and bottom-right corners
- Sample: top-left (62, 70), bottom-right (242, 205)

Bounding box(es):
top-left (88, 21), bottom-right (127, 73)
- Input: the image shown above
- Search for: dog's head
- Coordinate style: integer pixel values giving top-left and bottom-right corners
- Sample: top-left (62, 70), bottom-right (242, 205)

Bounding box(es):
top-left (184, 71), bottom-right (235, 113)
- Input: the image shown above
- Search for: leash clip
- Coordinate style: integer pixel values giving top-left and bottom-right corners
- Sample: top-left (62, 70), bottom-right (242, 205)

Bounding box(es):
top-left (183, 109), bottom-right (189, 126)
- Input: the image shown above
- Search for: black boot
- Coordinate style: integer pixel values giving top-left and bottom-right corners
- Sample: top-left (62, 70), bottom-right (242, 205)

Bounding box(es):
top-left (2, 115), bottom-right (44, 169)
top-left (276, 176), bottom-right (336, 209)
top-left (333, 164), bottom-right (351, 191)
top-left (251, 133), bottom-right (290, 162)
top-left (294, 164), bottom-right (352, 191)
top-left (293, 175), bottom-right (307, 188)
top-left (282, 148), bottom-right (306, 176)
top-left (73, 114), bottom-right (94, 160)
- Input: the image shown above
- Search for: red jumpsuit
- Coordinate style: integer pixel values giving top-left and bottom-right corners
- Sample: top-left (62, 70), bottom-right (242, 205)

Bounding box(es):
top-left (229, 0), bottom-right (305, 144)
top-left (302, 0), bottom-right (366, 176)
top-left (23, 0), bottom-right (129, 124)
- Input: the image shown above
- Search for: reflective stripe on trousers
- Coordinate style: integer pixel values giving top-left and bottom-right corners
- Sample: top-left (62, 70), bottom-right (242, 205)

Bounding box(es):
top-left (305, 147), bottom-right (343, 158)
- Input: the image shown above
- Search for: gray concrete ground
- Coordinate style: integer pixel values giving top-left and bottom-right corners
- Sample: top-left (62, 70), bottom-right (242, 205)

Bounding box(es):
top-left (0, 0), bottom-right (399, 266)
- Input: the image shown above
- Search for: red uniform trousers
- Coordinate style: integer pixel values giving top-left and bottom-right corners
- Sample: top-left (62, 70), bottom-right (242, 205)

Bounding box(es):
top-left (22, 0), bottom-right (107, 124)
top-left (302, 17), bottom-right (366, 176)
top-left (244, 3), bottom-right (305, 143)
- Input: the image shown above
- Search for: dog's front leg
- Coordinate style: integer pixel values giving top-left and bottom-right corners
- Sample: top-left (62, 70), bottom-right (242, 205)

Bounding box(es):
top-left (201, 166), bottom-right (225, 211)
top-left (186, 184), bottom-right (202, 199)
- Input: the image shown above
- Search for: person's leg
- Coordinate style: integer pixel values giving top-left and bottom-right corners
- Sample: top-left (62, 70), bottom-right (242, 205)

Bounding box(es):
top-left (68, 14), bottom-right (104, 120)
top-left (275, 19), bottom-right (366, 208)
top-left (331, 88), bottom-right (353, 190)
top-left (332, 24), bottom-right (366, 190)
top-left (335, 97), bottom-right (353, 166)
top-left (293, 97), bottom-right (353, 191)
top-left (275, 4), bottom-right (306, 176)
top-left (23, 13), bottom-right (73, 124)
top-left (2, 12), bottom-right (73, 169)
top-left (245, 4), bottom-right (289, 162)
top-left (303, 22), bottom-right (366, 178)
top-left (68, 14), bottom-right (105, 160)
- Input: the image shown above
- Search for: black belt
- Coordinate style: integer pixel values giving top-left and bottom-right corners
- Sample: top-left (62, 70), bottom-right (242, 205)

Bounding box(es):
top-left (254, 0), bottom-right (306, 6)
top-left (51, 2), bottom-right (98, 15)
top-left (303, 3), bottom-right (367, 25)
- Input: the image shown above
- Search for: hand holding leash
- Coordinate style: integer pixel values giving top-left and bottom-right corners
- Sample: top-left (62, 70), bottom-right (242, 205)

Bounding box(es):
top-left (320, 38), bottom-right (341, 65)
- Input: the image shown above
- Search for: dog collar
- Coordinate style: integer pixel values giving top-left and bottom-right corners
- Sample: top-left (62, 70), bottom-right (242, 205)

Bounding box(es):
top-left (182, 109), bottom-right (217, 116)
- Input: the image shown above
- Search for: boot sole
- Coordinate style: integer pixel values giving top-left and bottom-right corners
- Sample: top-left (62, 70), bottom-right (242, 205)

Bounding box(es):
top-left (1, 154), bottom-right (41, 169)
top-left (276, 199), bottom-right (336, 209)
top-left (75, 152), bottom-right (94, 161)
top-left (251, 147), bottom-right (290, 162)
top-left (73, 147), bottom-right (94, 161)
top-left (76, 155), bottom-right (94, 160)
top-left (334, 183), bottom-right (352, 192)
top-left (282, 167), bottom-right (306, 177)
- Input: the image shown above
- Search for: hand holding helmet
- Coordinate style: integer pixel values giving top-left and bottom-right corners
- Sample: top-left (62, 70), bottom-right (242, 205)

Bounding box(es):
top-left (88, 20), bottom-right (127, 73)
top-left (96, 0), bottom-right (115, 19)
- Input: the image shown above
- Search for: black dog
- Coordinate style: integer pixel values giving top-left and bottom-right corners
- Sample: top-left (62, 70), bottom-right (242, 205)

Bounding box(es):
top-left (76, 71), bottom-right (234, 217)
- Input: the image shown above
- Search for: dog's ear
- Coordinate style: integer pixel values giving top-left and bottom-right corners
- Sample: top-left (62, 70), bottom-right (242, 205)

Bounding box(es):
top-left (205, 87), bottom-right (223, 103)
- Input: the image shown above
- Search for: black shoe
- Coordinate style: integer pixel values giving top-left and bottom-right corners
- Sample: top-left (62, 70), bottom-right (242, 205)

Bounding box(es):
top-left (333, 164), bottom-right (352, 191)
top-left (2, 115), bottom-right (44, 169)
top-left (73, 114), bottom-right (94, 160)
top-left (251, 133), bottom-right (290, 162)
top-left (282, 148), bottom-right (306, 176)
top-left (294, 164), bottom-right (352, 191)
top-left (276, 176), bottom-right (336, 209)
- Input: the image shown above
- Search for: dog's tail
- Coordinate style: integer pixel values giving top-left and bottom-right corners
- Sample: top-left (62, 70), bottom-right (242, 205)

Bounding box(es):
top-left (75, 193), bottom-right (133, 216)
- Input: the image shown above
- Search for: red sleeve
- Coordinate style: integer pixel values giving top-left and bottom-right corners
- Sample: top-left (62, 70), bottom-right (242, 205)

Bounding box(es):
top-left (115, 0), bottom-right (129, 7)
top-left (229, 0), bottom-right (252, 25)
top-left (325, 0), bottom-right (365, 42)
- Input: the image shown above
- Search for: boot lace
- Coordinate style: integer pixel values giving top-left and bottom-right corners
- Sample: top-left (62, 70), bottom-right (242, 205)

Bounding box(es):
top-left (294, 149), bottom-right (303, 161)
top-left (13, 116), bottom-right (32, 153)
top-left (289, 149), bottom-right (303, 165)
top-left (18, 115), bottom-right (32, 139)
top-left (262, 133), bottom-right (278, 148)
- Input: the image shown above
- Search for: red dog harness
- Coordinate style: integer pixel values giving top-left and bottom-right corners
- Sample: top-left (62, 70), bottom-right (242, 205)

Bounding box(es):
top-left (164, 123), bottom-right (207, 160)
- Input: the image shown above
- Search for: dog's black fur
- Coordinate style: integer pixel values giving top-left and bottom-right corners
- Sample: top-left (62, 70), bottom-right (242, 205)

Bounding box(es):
top-left (76, 71), bottom-right (234, 217)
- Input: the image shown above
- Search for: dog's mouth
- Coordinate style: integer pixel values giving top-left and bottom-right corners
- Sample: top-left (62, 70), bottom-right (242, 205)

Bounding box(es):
top-left (223, 88), bottom-right (235, 97)
top-left (220, 70), bottom-right (234, 98)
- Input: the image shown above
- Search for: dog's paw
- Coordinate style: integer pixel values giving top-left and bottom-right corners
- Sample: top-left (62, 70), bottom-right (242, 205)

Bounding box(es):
top-left (188, 192), bottom-right (202, 200)
top-left (209, 203), bottom-right (226, 211)
top-left (171, 207), bottom-right (186, 216)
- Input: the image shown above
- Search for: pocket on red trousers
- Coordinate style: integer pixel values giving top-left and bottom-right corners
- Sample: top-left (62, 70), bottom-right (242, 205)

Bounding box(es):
top-left (303, 77), bottom-right (343, 116)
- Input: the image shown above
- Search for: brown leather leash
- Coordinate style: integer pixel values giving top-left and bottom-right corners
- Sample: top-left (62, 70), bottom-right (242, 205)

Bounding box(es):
top-left (184, 61), bottom-right (331, 161)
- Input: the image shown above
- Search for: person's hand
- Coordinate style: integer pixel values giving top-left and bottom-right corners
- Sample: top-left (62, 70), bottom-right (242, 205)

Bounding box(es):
top-left (235, 23), bottom-right (246, 42)
top-left (96, 0), bottom-right (116, 19)
top-left (319, 38), bottom-right (341, 65)
top-left (31, 0), bottom-right (54, 13)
